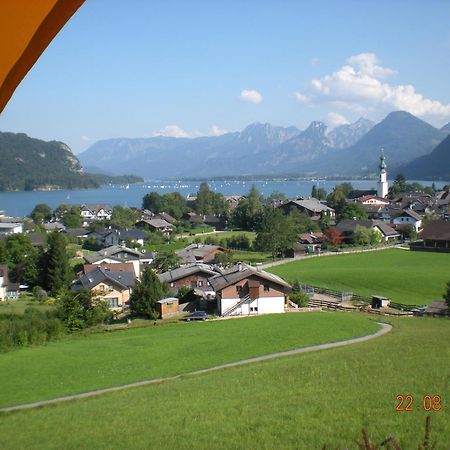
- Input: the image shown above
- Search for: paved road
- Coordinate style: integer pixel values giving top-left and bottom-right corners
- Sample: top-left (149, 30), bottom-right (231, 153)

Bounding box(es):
top-left (0, 322), bottom-right (392, 413)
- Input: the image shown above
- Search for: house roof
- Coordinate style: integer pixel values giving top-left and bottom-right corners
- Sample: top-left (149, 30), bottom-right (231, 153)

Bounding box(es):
top-left (118, 229), bottom-right (148, 240)
top-left (63, 228), bottom-right (88, 237)
top-left (398, 209), bottom-right (422, 221)
top-left (284, 199), bottom-right (334, 214)
top-left (157, 297), bottom-right (178, 304)
top-left (81, 204), bottom-right (112, 213)
top-left (139, 218), bottom-right (173, 229)
top-left (176, 244), bottom-right (225, 264)
top-left (154, 212), bottom-right (176, 224)
top-left (0, 222), bottom-right (21, 229)
top-left (209, 263), bottom-right (291, 292)
top-left (83, 262), bottom-right (138, 275)
top-left (84, 245), bottom-right (145, 263)
top-left (421, 221), bottom-right (450, 241)
top-left (73, 267), bottom-right (136, 291)
top-left (158, 264), bottom-right (218, 283)
top-left (43, 222), bottom-right (65, 231)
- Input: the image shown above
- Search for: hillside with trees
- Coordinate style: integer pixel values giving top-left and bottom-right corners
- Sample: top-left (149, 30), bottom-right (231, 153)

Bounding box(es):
top-left (0, 132), bottom-right (143, 191)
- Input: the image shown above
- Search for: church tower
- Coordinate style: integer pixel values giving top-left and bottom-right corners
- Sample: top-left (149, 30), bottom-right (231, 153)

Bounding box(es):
top-left (377, 149), bottom-right (388, 198)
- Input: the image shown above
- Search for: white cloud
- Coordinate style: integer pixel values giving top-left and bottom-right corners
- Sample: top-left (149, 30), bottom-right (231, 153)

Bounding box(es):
top-left (80, 135), bottom-right (93, 142)
top-left (151, 125), bottom-right (193, 138)
top-left (327, 112), bottom-right (350, 128)
top-left (208, 125), bottom-right (227, 136)
top-left (294, 52), bottom-right (450, 125)
top-left (293, 92), bottom-right (310, 104)
top-left (240, 89), bottom-right (263, 104)
top-left (150, 124), bottom-right (228, 139)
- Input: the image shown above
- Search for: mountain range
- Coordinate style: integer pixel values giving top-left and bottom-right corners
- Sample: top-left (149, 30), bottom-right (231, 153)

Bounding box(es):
top-left (79, 111), bottom-right (448, 179)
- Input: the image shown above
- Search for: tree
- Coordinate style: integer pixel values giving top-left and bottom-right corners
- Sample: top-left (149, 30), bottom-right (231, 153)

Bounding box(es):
top-left (231, 185), bottom-right (264, 231)
top-left (326, 186), bottom-right (347, 215)
top-left (142, 192), bottom-right (163, 212)
top-left (214, 251), bottom-right (234, 268)
top-left (311, 185), bottom-right (318, 199)
top-left (110, 205), bottom-right (140, 229)
top-left (151, 250), bottom-right (182, 273)
top-left (46, 232), bottom-right (71, 295)
top-left (316, 187), bottom-right (327, 201)
top-left (354, 226), bottom-right (371, 246)
top-left (194, 182), bottom-right (228, 216)
top-left (339, 202), bottom-right (368, 221)
top-left (288, 208), bottom-right (319, 234)
top-left (30, 203), bottom-right (52, 224)
top-left (130, 267), bottom-right (170, 319)
top-left (443, 281), bottom-right (450, 307)
top-left (324, 227), bottom-right (343, 246)
top-left (254, 208), bottom-right (297, 259)
top-left (54, 204), bottom-right (82, 228)
top-left (56, 290), bottom-right (111, 331)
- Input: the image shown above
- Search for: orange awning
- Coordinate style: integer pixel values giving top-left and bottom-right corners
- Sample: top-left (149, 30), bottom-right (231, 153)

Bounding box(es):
top-left (0, 0), bottom-right (84, 113)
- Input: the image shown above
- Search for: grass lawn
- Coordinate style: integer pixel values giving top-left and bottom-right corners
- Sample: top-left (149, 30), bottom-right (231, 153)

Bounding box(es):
top-left (269, 248), bottom-right (450, 305)
top-left (0, 312), bottom-right (377, 408)
top-left (0, 317), bottom-right (449, 449)
top-left (232, 250), bottom-right (273, 264)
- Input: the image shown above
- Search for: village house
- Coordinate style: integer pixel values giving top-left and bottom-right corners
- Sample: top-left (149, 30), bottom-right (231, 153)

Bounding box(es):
top-left (280, 198), bottom-right (335, 220)
top-left (80, 204), bottom-right (113, 225)
top-left (84, 245), bottom-right (154, 265)
top-left (295, 231), bottom-right (324, 254)
top-left (72, 266), bottom-right (135, 309)
top-left (86, 229), bottom-right (120, 248)
top-left (176, 243), bottom-right (226, 265)
top-left (43, 221), bottom-right (66, 232)
top-left (0, 222), bottom-right (23, 235)
top-left (0, 265), bottom-right (19, 301)
top-left (158, 263), bottom-right (218, 299)
top-left (210, 263), bottom-right (291, 316)
top-left (117, 228), bottom-right (148, 246)
top-left (392, 209), bottom-right (423, 233)
top-left (416, 221), bottom-right (450, 251)
top-left (336, 219), bottom-right (400, 244)
top-left (137, 218), bottom-right (173, 236)
top-left (153, 212), bottom-right (176, 224)
top-left (353, 194), bottom-right (390, 206)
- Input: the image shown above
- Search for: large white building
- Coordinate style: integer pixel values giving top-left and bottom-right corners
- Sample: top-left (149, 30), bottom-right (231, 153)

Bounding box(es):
top-left (377, 151), bottom-right (389, 198)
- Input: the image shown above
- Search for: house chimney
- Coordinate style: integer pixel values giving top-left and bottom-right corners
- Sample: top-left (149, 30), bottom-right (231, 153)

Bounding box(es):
top-left (237, 262), bottom-right (243, 271)
top-left (255, 263), bottom-right (262, 272)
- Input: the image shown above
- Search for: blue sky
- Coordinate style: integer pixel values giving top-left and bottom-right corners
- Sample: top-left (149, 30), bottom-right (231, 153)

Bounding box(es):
top-left (1, 0), bottom-right (450, 153)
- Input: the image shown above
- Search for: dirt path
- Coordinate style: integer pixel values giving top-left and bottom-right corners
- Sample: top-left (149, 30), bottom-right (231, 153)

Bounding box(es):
top-left (0, 322), bottom-right (392, 413)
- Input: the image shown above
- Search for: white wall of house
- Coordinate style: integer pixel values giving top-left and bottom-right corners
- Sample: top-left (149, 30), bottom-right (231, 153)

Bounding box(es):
top-left (220, 296), bottom-right (285, 316)
top-left (392, 216), bottom-right (421, 232)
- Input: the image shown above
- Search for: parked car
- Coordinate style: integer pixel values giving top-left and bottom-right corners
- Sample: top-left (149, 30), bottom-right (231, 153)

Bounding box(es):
top-left (184, 311), bottom-right (208, 321)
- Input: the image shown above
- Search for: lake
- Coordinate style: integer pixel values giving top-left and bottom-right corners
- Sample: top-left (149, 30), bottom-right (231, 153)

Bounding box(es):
top-left (0, 179), bottom-right (446, 217)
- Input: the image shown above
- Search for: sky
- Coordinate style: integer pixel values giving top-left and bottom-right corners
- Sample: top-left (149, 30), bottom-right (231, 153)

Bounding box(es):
top-left (1, 0), bottom-right (450, 154)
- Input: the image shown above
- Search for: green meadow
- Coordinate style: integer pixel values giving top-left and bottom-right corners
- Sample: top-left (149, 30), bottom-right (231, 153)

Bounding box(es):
top-left (0, 312), bottom-right (377, 408)
top-left (0, 317), bottom-right (449, 449)
top-left (270, 248), bottom-right (450, 305)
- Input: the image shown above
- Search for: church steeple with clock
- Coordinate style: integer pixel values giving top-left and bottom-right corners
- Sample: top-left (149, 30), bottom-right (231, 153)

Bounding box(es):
top-left (377, 149), bottom-right (388, 198)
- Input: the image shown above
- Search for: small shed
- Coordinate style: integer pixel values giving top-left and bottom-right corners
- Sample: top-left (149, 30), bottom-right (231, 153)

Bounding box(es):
top-left (371, 295), bottom-right (390, 309)
top-left (424, 301), bottom-right (449, 317)
top-left (157, 297), bottom-right (179, 319)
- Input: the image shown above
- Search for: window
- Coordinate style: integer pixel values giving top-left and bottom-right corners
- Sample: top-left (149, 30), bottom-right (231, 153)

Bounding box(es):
top-left (264, 285), bottom-right (270, 292)
top-left (198, 281), bottom-right (203, 287)
top-left (109, 298), bottom-right (119, 308)
top-left (170, 282), bottom-right (175, 288)
top-left (236, 285), bottom-right (242, 293)
top-left (99, 285), bottom-right (105, 293)
top-left (109, 285), bottom-right (114, 291)
top-left (207, 281), bottom-right (211, 286)
top-left (250, 306), bottom-right (258, 312)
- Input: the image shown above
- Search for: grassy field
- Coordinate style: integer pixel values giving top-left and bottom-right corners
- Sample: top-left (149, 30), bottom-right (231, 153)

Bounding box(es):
top-left (269, 248), bottom-right (450, 305)
top-left (0, 317), bottom-right (448, 448)
top-left (186, 230), bottom-right (257, 243)
top-left (0, 313), bottom-right (377, 408)
top-left (232, 249), bottom-right (273, 264)
top-left (0, 299), bottom-right (54, 315)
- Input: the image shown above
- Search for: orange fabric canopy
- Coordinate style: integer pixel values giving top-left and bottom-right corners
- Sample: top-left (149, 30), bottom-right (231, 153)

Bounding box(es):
top-left (0, 0), bottom-right (84, 113)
